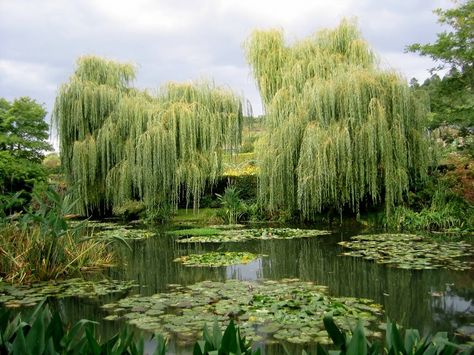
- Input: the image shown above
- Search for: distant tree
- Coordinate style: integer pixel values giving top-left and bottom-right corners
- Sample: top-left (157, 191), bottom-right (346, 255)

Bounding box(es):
top-left (407, 0), bottom-right (474, 127)
top-left (0, 97), bottom-right (51, 212)
top-left (0, 97), bottom-right (52, 162)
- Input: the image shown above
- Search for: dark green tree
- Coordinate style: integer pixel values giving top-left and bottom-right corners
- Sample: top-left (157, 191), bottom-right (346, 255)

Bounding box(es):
top-left (0, 97), bottom-right (52, 162)
top-left (407, 0), bottom-right (474, 127)
top-left (0, 97), bottom-right (51, 212)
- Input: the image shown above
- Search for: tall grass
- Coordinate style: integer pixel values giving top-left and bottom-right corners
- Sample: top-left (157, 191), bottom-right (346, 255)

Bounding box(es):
top-left (387, 186), bottom-right (473, 232)
top-left (0, 187), bottom-right (114, 283)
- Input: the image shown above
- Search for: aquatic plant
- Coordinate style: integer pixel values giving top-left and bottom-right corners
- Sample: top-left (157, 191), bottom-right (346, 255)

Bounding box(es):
top-left (0, 187), bottom-right (115, 283)
top-left (173, 251), bottom-right (259, 267)
top-left (93, 228), bottom-right (155, 241)
top-left (0, 279), bottom-right (137, 308)
top-left (53, 56), bottom-right (243, 217)
top-left (0, 302), bottom-right (167, 355)
top-left (0, 302), bottom-right (470, 354)
top-left (102, 279), bottom-right (383, 345)
top-left (173, 227), bottom-right (331, 243)
top-left (339, 233), bottom-right (472, 270)
top-left (194, 320), bottom-right (258, 355)
top-left (387, 184), bottom-right (473, 232)
top-left (304, 314), bottom-right (472, 355)
top-left (245, 20), bottom-right (432, 219)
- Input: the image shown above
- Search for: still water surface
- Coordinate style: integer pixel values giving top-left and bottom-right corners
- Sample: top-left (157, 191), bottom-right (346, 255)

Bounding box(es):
top-left (54, 225), bottom-right (473, 353)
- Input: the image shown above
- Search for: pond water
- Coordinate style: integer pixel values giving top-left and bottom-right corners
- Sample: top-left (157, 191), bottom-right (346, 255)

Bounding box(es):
top-left (4, 224), bottom-right (474, 354)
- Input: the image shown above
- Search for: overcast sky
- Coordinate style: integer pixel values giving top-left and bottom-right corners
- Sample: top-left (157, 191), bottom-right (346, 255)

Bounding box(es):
top-left (0, 0), bottom-right (452, 126)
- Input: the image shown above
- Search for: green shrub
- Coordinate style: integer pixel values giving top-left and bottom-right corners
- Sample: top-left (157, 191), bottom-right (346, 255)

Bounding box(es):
top-left (387, 185), bottom-right (473, 232)
top-left (216, 187), bottom-right (246, 224)
top-left (112, 200), bottom-right (146, 221)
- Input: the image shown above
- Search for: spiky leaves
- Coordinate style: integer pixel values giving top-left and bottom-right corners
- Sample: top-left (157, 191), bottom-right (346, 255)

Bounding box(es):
top-left (245, 20), bottom-right (431, 218)
top-left (54, 56), bottom-right (242, 215)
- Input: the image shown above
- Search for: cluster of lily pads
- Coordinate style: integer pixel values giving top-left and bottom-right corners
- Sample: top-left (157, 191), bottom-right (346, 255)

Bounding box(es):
top-left (173, 252), bottom-right (260, 267)
top-left (173, 227), bottom-right (331, 243)
top-left (68, 220), bottom-right (154, 241)
top-left (93, 228), bottom-right (155, 241)
top-left (339, 234), bottom-right (473, 271)
top-left (0, 279), bottom-right (137, 308)
top-left (68, 220), bottom-right (124, 230)
top-left (101, 279), bottom-right (382, 345)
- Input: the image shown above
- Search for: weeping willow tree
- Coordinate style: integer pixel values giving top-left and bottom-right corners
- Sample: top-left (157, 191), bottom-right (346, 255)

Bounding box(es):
top-left (53, 56), bottom-right (242, 216)
top-left (245, 20), bottom-right (432, 218)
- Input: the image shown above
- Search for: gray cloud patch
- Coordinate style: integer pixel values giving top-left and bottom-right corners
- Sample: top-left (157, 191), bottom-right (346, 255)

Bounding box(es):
top-left (0, 0), bottom-right (450, 127)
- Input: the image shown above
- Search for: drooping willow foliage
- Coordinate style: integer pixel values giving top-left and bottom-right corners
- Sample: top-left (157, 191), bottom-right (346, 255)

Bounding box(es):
top-left (245, 20), bottom-right (432, 218)
top-left (54, 56), bottom-right (242, 216)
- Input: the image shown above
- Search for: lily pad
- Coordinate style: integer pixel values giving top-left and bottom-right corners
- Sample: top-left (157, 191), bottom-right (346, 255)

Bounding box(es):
top-left (94, 228), bottom-right (156, 241)
top-left (173, 252), bottom-right (260, 267)
top-left (174, 227), bottom-right (331, 243)
top-left (0, 279), bottom-right (138, 308)
top-left (339, 234), bottom-right (473, 271)
top-left (102, 279), bottom-right (383, 345)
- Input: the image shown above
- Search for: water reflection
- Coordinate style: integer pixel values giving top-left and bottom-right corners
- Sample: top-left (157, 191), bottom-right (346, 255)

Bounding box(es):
top-left (14, 226), bottom-right (471, 352)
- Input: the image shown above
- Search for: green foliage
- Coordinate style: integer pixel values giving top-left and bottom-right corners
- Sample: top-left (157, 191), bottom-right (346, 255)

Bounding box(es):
top-left (0, 304), bottom-right (470, 355)
top-left (194, 320), bottom-right (259, 355)
top-left (53, 56), bottom-right (243, 217)
top-left (406, 0), bottom-right (473, 75)
top-left (166, 227), bottom-right (222, 236)
top-left (0, 302), bottom-right (166, 355)
top-left (0, 97), bottom-right (52, 162)
top-left (407, 0), bottom-right (474, 128)
top-left (42, 153), bottom-right (61, 174)
top-left (174, 227), bottom-right (330, 243)
top-left (387, 181), bottom-right (473, 232)
top-left (0, 97), bottom-right (51, 214)
top-left (306, 314), bottom-right (472, 355)
top-left (339, 233), bottom-right (472, 270)
top-left (0, 186), bottom-right (114, 283)
top-left (216, 186), bottom-right (246, 224)
top-left (174, 251), bottom-right (258, 267)
top-left (245, 20), bottom-right (432, 219)
top-left (112, 200), bottom-right (145, 221)
top-left (0, 151), bottom-right (47, 214)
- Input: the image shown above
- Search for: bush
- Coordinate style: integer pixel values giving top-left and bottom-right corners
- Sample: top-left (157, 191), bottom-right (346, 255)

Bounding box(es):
top-left (387, 183), bottom-right (473, 232)
top-left (215, 187), bottom-right (246, 224)
top-left (112, 200), bottom-right (146, 221)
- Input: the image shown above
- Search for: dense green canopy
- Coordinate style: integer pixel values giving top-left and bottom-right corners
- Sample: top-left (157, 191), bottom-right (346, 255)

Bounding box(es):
top-left (245, 21), bottom-right (432, 218)
top-left (54, 56), bottom-right (243, 216)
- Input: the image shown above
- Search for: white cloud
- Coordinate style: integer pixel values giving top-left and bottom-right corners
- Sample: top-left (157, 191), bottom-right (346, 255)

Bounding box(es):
top-left (0, 60), bottom-right (57, 101)
top-left (0, 0), bottom-right (452, 117)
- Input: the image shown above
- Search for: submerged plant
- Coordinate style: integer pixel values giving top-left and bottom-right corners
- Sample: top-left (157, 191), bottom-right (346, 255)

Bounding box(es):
top-left (53, 56), bottom-right (243, 217)
top-left (245, 20), bottom-right (432, 219)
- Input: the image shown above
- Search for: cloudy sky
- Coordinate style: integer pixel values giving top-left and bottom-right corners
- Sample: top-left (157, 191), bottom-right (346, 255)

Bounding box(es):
top-left (0, 0), bottom-right (452, 126)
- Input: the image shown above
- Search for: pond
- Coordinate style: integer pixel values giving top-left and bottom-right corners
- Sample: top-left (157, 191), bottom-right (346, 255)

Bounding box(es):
top-left (1, 222), bottom-right (473, 354)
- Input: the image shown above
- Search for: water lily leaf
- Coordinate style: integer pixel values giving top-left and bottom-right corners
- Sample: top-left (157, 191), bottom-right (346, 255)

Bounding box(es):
top-left (339, 233), bottom-right (472, 271)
